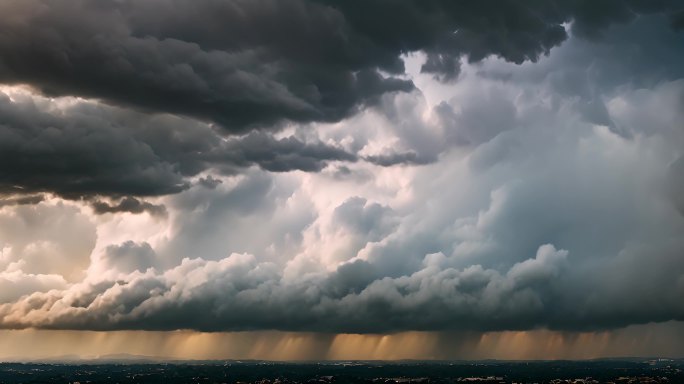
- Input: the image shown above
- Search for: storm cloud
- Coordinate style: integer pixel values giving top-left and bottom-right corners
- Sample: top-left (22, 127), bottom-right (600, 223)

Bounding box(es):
top-left (91, 197), bottom-right (167, 217)
top-left (0, 0), bottom-right (682, 199)
top-left (0, 0), bottom-right (681, 130)
top-left (0, 1), bottom-right (683, 336)
top-left (0, 87), bottom-right (357, 198)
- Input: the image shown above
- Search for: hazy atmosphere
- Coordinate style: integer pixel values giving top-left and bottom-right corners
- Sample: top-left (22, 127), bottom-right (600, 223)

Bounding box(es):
top-left (1, 0), bottom-right (684, 360)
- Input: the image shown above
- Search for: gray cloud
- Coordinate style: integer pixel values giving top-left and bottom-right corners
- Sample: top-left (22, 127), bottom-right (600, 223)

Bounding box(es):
top-left (0, 0), bottom-right (680, 201)
top-left (102, 241), bottom-right (159, 274)
top-left (91, 197), bottom-right (167, 217)
top-left (1, 0), bottom-right (679, 131)
top-left (218, 132), bottom-right (358, 173)
top-left (197, 176), bottom-right (222, 190)
top-left (0, 90), bottom-right (359, 198)
top-left (476, 13), bottom-right (684, 136)
top-left (0, 91), bottom-right (189, 198)
top-left (332, 197), bottom-right (397, 242)
top-left (0, 0), bottom-right (413, 131)
top-left (323, 0), bottom-right (682, 81)
top-left (0, 194), bottom-right (45, 208)
top-left (1, 240), bottom-right (681, 333)
top-left (363, 151), bottom-right (432, 166)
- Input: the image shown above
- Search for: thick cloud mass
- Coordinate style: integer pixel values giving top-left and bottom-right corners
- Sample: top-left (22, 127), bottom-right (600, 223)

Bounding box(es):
top-left (0, 0), bottom-right (415, 130)
top-left (0, 245), bottom-right (573, 331)
top-left (0, 0), bottom-right (682, 199)
top-left (0, 88), bottom-right (357, 198)
top-left (0, 0), bottom-right (681, 129)
top-left (0, 2), bottom-right (684, 334)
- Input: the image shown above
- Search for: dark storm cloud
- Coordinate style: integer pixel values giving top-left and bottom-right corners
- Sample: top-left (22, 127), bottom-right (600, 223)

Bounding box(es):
top-left (218, 132), bottom-right (358, 173)
top-left (363, 151), bottom-right (432, 166)
top-left (197, 176), bottom-right (223, 190)
top-left (1, 0), bottom-right (680, 130)
top-left (0, 247), bottom-right (562, 332)
top-left (0, 92), bottom-right (188, 198)
top-left (0, 0), bottom-right (681, 199)
top-left (474, 12), bottom-right (684, 138)
top-left (0, 91), bottom-right (357, 198)
top-left (320, 0), bottom-right (683, 80)
top-left (91, 197), bottom-right (167, 217)
top-left (0, 0), bottom-right (412, 131)
top-left (2, 242), bottom-right (681, 333)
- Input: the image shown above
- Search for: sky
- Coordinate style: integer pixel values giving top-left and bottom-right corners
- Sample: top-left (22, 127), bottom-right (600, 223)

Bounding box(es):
top-left (1, 0), bottom-right (684, 360)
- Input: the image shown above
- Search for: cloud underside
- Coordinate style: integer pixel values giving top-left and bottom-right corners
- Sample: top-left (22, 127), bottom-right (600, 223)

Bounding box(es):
top-left (0, 0), bottom-right (682, 199)
top-left (0, 1), bottom-right (683, 334)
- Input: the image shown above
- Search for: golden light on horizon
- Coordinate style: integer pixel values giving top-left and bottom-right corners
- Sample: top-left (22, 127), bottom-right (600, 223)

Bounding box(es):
top-left (2, 322), bottom-right (684, 362)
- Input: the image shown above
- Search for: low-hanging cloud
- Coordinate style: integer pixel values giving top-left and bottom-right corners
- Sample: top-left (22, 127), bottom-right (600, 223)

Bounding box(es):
top-left (0, 88), bottom-right (359, 198)
top-left (0, 239), bottom-right (681, 333)
top-left (0, 245), bottom-right (571, 332)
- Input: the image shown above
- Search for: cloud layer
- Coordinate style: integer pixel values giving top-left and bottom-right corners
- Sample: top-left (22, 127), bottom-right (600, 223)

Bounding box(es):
top-left (0, 1), bottom-right (683, 334)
